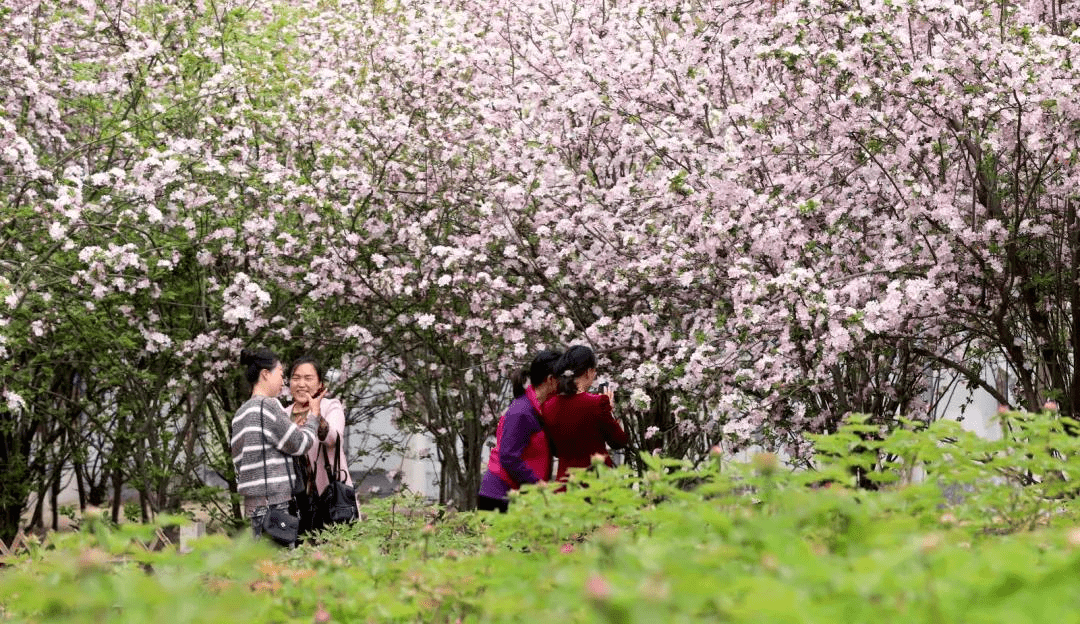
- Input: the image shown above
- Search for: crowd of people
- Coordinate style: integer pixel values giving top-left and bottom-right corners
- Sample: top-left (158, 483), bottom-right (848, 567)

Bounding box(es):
top-left (231, 344), bottom-right (628, 545)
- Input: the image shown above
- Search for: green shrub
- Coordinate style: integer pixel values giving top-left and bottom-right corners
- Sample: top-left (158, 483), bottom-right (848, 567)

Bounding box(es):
top-left (3, 412), bottom-right (1080, 623)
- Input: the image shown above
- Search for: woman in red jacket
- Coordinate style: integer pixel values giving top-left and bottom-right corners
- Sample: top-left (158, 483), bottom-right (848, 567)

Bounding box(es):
top-left (542, 345), bottom-right (628, 481)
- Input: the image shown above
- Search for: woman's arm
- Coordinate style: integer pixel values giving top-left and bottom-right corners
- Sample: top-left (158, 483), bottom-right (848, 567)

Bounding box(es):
top-left (317, 398), bottom-right (346, 444)
top-left (499, 410), bottom-right (543, 485)
top-left (265, 399), bottom-right (318, 456)
top-left (595, 395), bottom-right (629, 450)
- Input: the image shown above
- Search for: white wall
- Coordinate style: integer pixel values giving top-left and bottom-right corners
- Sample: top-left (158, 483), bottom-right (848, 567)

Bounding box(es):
top-left (345, 401), bottom-right (439, 499)
top-left (927, 366), bottom-right (1004, 441)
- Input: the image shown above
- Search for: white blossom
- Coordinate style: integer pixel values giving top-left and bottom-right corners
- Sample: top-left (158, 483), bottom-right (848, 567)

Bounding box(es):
top-left (5, 390), bottom-right (26, 413)
top-left (630, 388), bottom-right (652, 411)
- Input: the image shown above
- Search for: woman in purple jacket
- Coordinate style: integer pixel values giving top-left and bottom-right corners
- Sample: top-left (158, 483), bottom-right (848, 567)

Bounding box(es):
top-left (477, 350), bottom-right (562, 512)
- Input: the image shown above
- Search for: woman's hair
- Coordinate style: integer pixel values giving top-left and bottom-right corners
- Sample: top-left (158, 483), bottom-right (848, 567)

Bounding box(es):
top-left (509, 349), bottom-right (563, 398)
top-left (554, 345), bottom-right (598, 396)
top-left (240, 347), bottom-right (279, 385)
top-left (289, 356), bottom-right (325, 384)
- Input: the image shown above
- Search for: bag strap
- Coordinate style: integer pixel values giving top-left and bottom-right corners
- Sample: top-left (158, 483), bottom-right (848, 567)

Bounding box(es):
top-left (321, 439), bottom-right (347, 483)
top-left (320, 443), bottom-right (335, 485)
top-left (258, 398), bottom-right (294, 504)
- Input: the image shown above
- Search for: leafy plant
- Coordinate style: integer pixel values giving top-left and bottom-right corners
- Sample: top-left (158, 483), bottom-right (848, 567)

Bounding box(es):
top-left (4, 412), bottom-right (1080, 623)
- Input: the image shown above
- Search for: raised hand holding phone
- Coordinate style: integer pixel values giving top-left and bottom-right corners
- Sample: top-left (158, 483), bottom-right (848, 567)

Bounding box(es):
top-left (310, 384), bottom-right (325, 416)
top-left (311, 384), bottom-right (331, 440)
top-left (597, 382), bottom-right (614, 406)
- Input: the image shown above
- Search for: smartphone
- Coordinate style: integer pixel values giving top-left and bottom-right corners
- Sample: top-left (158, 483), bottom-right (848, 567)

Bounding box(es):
top-left (598, 382), bottom-right (609, 393)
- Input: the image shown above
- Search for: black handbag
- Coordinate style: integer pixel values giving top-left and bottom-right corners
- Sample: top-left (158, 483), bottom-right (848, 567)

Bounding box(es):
top-left (317, 442), bottom-right (359, 526)
top-left (260, 506), bottom-right (300, 546)
top-left (257, 400), bottom-right (300, 547)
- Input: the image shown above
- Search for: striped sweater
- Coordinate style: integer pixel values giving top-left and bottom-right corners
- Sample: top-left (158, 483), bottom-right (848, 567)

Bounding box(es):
top-left (231, 396), bottom-right (319, 516)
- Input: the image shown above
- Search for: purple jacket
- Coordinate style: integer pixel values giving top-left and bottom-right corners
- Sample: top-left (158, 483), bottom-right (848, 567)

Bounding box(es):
top-left (478, 389), bottom-right (551, 501)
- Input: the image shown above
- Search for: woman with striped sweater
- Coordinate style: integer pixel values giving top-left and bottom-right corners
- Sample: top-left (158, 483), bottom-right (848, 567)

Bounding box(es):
top-left (231, 347), bottom-right (320, 543)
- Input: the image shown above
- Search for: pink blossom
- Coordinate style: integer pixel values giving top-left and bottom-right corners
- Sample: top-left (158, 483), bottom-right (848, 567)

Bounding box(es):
top-left (584, 573), bottom-right (612, 601)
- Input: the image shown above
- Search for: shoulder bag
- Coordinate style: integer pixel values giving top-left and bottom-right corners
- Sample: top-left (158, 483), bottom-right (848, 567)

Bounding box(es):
top-left (258, 399), bottom-right (300, 546)
top-left (317, 441), bottom-right (359, 526)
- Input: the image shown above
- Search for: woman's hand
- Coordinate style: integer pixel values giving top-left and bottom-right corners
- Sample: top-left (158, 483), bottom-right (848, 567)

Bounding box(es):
top-left (292, 392), bottom-right (322, 427)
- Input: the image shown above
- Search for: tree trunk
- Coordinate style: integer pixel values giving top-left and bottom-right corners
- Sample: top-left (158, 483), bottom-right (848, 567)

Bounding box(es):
top-left (0, 423), bottom-right (37, 544)
top-left (50, 466), bottom-right (60, 531)
top-left (75, 460), bottom-right (86, 512)
top-left (28, 485), bottom-right (45, 531)
top-left (110, 467), bottom-right (123, 524)
top-left (139, 489), bottom-right (150, 524)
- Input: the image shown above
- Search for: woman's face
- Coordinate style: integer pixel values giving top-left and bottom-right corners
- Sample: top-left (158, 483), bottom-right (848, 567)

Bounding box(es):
top-left (289, 363), bottom-right (322, 404)
top-left (262, 362), bottom-right (285, 396)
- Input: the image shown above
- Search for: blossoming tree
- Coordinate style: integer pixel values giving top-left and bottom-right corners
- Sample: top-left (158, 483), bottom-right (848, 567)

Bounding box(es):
top-left (3, 0), bottom-right (1079, 532)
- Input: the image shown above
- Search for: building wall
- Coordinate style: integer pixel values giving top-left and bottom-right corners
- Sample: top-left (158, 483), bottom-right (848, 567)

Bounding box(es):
top-left (927, 367), bottom-right (1004, 441)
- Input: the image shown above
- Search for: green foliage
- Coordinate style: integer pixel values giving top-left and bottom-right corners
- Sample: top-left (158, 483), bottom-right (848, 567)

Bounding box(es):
top-left (810, 410), bottom-right (1080, 533)
top-left (1, 413), bottom-right (1079, 622)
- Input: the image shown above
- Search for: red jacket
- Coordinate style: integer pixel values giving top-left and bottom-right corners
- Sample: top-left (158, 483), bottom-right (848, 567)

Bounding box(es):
top-left (542, 392), bottom-right (629, 481)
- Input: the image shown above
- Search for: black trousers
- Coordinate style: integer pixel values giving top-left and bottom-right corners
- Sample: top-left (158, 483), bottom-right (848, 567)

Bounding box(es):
top-left (476, 495), bottom-right (509, 513)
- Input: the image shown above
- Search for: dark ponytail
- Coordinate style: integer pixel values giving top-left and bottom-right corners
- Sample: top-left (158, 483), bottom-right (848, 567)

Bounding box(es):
top-left (510, 349), bottom-right (564, 398)
top-left (510, 365), bottom-right (530, 398)
top-left (556, 373), bottom-right (577, 397)
top-left (553, 345), bottom-right (598, 396)
top-left (240, 347), bottom-right (279, 384)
